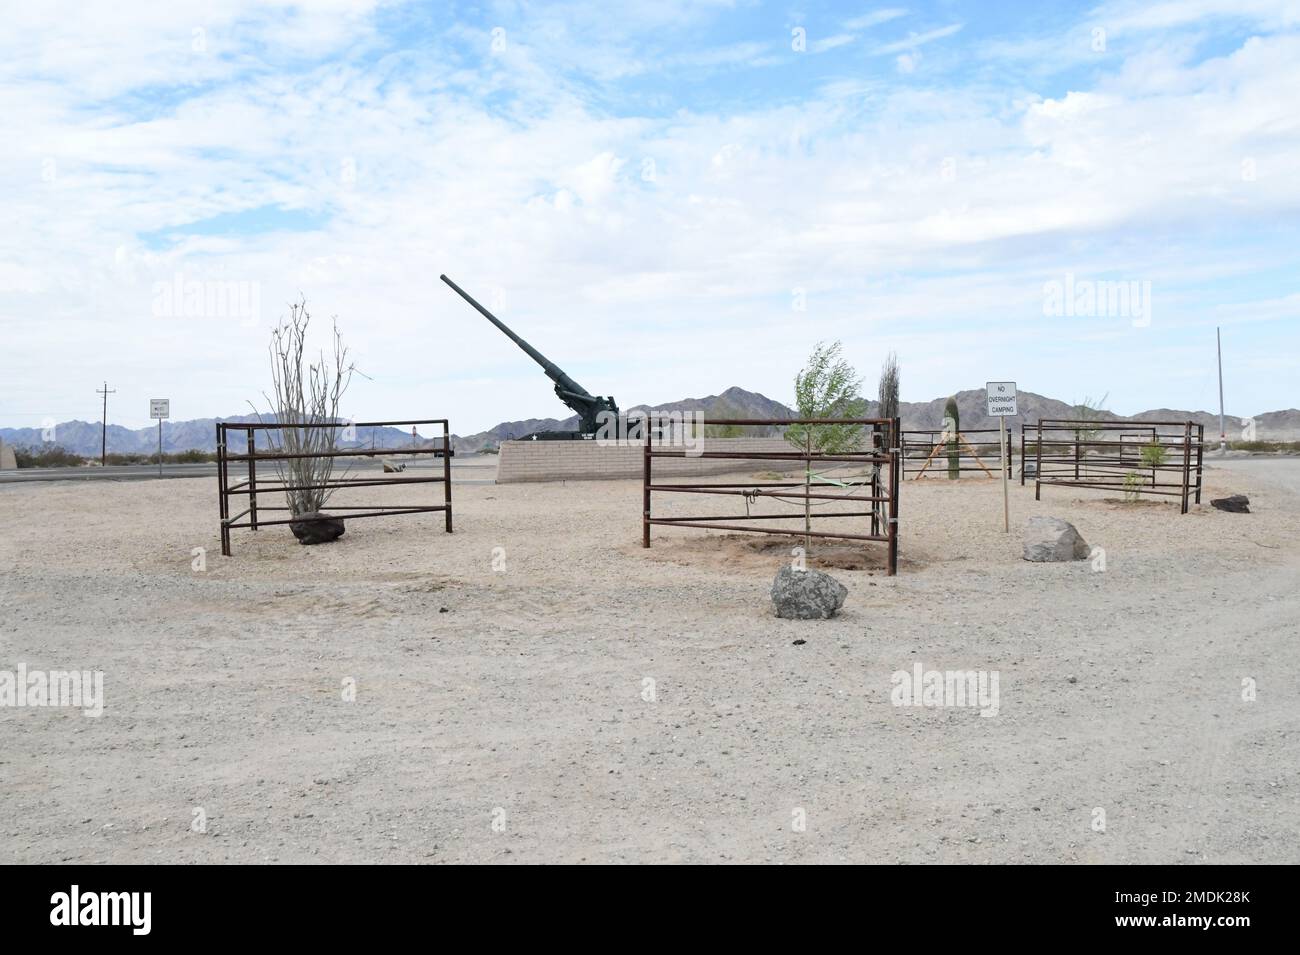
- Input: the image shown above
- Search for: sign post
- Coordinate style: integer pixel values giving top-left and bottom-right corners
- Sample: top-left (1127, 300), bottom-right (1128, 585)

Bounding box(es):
top-left (150, 399), bottom-right (170, 478)
top-left (985, 382), bottom-right (1017, 533)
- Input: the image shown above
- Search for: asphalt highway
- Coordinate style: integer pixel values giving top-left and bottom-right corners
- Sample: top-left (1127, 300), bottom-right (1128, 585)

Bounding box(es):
top-left (0, 455), bottom-right (499, 485)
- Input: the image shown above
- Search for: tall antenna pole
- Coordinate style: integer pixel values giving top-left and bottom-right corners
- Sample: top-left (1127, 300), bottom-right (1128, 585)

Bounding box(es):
top-left (95, 381), bottom-right (116, 466)
top-left (1216, 327), bottom-right (1226, 453)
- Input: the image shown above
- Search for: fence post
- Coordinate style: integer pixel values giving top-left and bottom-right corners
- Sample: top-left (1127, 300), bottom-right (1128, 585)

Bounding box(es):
top-left (247, 428), bottom-right (258, 530)
top-left (443, 420), bottom-right (453, 532)
top-left (1019, 426), bottom-right (1025, 485)
top-left (803, 428), bottom-right (812, 553)
top-left (887, 417), bottom-right (900, 575)
top-left (216, 423), bottom-right (226, 523)
top-left (1181, 422), bottom-right (1192, 514)
top-left (1034, 421), bottom-right (1043, 501)
top-left (1194, 424), bottom-right (1204, 504)
top-left (642, 415), bottom-right (652, 547)
top-left (871, 423), bottom-right (881, 538)
top-left (217, 423), bottom-right (231, 557)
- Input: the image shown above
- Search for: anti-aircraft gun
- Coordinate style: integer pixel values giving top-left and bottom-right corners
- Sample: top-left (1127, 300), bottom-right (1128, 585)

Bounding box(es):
top-left (440, 274), bottom-right (619, 440)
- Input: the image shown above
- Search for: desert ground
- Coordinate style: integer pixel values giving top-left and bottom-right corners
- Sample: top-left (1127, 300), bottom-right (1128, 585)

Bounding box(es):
top-left (2, 456), bottom-right (1298, 864)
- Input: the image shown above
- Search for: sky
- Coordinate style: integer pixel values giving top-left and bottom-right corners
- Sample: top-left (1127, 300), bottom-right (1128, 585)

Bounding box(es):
top-left (2, 0), bottom-right (1298, 434)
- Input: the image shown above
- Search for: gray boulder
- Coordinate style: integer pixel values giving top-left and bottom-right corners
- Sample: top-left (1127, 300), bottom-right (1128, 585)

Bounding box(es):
top-left (1211, 494), bottom-right (1250, 513)
top-left (1023, 516), bottom-right (1089, 562)
top-left (289, 511), bottom-right (346, 545)
top-left (771, 565), bottom-right (848, 620)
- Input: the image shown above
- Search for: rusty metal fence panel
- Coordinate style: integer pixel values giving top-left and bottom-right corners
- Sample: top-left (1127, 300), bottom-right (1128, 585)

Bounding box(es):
top-left (641, 417), bottom-right (901, 575)
top-left (217, 418), bottom-right (454, 556)
top-left (1022, 419), bottom-right (1204, 513)
top-left (901, 428), bottom-right (1013, 479)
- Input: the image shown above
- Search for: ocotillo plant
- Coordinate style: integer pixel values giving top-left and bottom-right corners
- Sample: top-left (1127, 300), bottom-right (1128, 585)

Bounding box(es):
top-left (254, 298), bottom-right (357, 516)
top-left (944, 395), bottom-right (960, 479)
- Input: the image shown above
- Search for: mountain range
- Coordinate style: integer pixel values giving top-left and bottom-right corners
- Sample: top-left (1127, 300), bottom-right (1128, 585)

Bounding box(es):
top-left (3, 386), bottom-right (1296, 457)
top-left (0, 415), bottom-right (430, 457)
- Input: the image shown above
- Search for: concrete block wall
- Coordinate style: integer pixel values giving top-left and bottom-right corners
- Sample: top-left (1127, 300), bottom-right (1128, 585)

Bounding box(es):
top-left (496, 437), bottom-right (795, 483)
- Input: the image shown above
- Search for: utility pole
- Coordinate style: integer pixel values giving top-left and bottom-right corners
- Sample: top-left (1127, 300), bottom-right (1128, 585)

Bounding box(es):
top-left (1216, 327), bottom-right (1226, 453)
top-left (95, 381), bottom-right (115, 467)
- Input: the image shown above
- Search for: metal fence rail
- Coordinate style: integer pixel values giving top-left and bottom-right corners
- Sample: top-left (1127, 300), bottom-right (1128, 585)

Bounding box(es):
top-left (1023, 418), bottom-right (1204, 513)
top-left (217, 418), bottom-right (453, 556)
top-left (642, 417), bottom-right (901, 575)
top-left (901, 428), bottom-right (1013, 478)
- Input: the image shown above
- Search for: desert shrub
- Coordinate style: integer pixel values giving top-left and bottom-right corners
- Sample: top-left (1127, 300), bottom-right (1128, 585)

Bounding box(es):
top-left (102, 450), bottom-right (216, 466)
top-left (14, 445), bottom-right (84, 468)
top-left (1122, 470), bottom-right (1144, 502)
top-left (184, 449), bottom-right (216, 463)
top-left (1229, 440), bottom-right (1300, 453)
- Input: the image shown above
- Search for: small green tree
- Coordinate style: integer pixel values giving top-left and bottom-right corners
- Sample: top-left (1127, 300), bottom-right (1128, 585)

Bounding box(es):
top-left (1072, 394), bottom-right (1109, 442)
top-left (786, 341), bottom-right (866, 454)
top-left (786, 341), bottom-right (866, 553)
top-left (1139, 439), bottom-right (1167, 469)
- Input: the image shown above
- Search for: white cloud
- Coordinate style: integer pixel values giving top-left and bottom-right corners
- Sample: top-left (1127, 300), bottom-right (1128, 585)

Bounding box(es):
top-left (811, 33), bottom-right (857, 53)
top-left (1, 4), bottom-right (1299, 430)
top-left (844, 9), bottom-right (910, 30)
top-left (873, 23), bottom-right (963, 55)
top-left (1089, 0), bottom-right (1300, 32)
top-left (566, 152), bottom-right (627, 204)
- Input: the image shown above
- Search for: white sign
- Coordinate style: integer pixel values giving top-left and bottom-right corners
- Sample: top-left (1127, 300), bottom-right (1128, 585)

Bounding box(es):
top-left (150, 399), bottom-right (170, 419)
top-left (985, 382), bottom-right (1017, 417)
top-left (986, 381), bottom-right (1016, 534)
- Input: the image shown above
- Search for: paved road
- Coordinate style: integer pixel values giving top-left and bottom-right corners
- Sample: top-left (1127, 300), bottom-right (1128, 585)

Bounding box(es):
top-left (0, 455), bottom-right (499, 485)
top-left (0, 462), bottom-right (220, 483)
top-left (1205, 455), bottom-right (1300, 494)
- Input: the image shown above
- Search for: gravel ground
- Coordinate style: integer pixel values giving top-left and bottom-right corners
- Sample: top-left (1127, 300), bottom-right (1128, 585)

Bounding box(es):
top-left (1, 460), bottom-right (1297, 864)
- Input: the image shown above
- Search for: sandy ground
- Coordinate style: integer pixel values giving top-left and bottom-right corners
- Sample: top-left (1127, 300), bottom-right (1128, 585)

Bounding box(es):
top-left (1, 457), bottom-right (1298, 864)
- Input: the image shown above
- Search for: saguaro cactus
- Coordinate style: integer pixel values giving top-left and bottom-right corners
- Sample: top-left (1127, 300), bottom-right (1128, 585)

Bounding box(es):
top-left (944, 396), bottom-right (960, 479)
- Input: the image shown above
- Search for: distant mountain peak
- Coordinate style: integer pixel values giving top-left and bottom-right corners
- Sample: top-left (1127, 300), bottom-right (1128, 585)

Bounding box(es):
top-left (3, 387), bottom-right (1292, 457)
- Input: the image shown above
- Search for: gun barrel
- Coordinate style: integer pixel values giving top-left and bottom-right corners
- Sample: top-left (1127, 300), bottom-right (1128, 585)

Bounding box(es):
top-left (440, 274), bottom-right (591, 398)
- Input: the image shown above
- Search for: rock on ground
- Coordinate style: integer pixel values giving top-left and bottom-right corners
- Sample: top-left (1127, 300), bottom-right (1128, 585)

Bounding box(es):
top-left (1023, 516), bottom-right (1090, 562)
top-left (770, 565), bottom-right (848, 619)
top-left (289, 511), bottom-right (346, 545)
top-left (1211, 494), bottom-right (1250, 513)
top-left (5, 461), bottom-right (1299, 864)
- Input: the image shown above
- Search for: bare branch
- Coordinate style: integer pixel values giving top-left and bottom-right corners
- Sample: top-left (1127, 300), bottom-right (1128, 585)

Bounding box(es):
top-left (253, 298), bottom-right (358, 515)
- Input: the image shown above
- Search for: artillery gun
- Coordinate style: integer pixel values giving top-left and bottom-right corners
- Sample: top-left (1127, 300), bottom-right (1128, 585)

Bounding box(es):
top-left (440, 275), bottom-right (619, 440)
